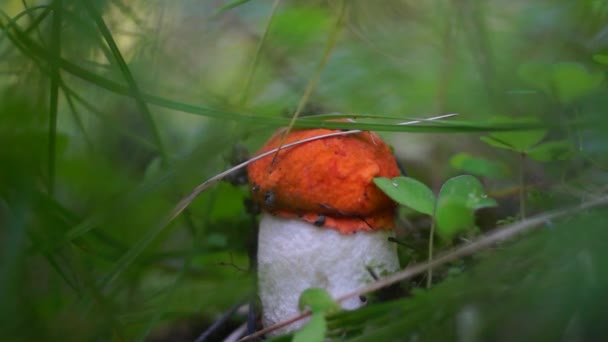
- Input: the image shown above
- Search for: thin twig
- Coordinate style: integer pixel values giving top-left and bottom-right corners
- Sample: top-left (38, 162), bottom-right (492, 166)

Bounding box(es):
top-left (165, 114), bottom-right (457, 226)
top-left (195, 302), bottom-right (246, 342)
top-left (223, 323), bottom-right (248, 342)
top-left (238, 194), bottom-right (608, 341)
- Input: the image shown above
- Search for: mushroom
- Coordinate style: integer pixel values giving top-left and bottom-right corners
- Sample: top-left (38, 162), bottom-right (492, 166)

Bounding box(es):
top-left (247, 127), bottom-right (401, 335)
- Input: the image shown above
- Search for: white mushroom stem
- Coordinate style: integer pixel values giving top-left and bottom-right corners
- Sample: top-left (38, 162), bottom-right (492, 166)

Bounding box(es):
top-left (257, 213), bottom-right (400, 336)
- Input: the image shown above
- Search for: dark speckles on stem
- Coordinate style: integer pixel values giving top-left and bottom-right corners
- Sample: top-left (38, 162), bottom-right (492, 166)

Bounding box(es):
top-left (264, 190), bottom-right (276, 208)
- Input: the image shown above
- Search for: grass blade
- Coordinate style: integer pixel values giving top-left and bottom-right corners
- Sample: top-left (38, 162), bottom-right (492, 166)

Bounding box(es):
top-left (81, 0), bottom-right (168, 164)
top-left (47, 0), bottom-right (61, 195)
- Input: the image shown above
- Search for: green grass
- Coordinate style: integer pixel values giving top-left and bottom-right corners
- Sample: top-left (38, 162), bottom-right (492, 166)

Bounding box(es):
top-left (1, 0), bottom-right (607, 341)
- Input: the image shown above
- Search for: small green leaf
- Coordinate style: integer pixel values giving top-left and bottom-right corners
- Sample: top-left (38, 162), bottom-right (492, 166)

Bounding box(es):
top-left (518, 62), bottom-right (604, 103)
top-left (527, 140), bottom-right (574, 162)
top-left (434, 175), bottom-right (496, 242)
top-left (206, 233), bottom-right (228, 248)
top-left (272, 7), bottom-right (330, 51)
top-left (215, 0), bottom-right (251, 15)
top-left (374, 177), bottom-right (435, 215)
top-left (593, 54), bottom-right (608, 65)
top-left (292, 314), bottom-right (326, 342)
top-left (479, 136), bottom-right (515, 151)
top-left (481, 117), bottom-right (546, 153)
top-left (450, 152), bottom-right (509, 178)
top-left (143, 157), bottom-right (162, 181)
top-left (298, 288), bottom-right (340, 314)
top-left (435, 199), bottom-right (474, 242)
top-left (438, 175), bottom-right (497, 210)
top-left (518, 62), bottom-right (553, 94)
top-left (552, 62), bottom-right (603, 104)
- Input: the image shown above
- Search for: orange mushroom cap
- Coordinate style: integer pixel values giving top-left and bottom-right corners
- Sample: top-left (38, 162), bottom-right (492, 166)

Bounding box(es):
top-left (247, 127), bottom-right (400, 234)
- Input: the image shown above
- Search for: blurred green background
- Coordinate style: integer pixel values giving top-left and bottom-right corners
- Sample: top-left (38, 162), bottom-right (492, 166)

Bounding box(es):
top-left (1, 0), bottom-right (608, 341)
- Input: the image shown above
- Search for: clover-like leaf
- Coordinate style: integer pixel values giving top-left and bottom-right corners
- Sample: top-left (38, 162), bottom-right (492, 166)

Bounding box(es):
top-left (481, 116), bottom-right (547, 153)
top-left (527, 140), bottom-right (574, 162)
top-left (450, 152), bottom-right (509, 179)
top-left (434, 175), bottom-right (497, 241)
top-left (438, 175), bottom-right (497, 210)
top-left (435, 198), bottom-right (475, 242)
top-left (374, 177), bottom-right (435, 215)
top-left (552, 62), bottom-right (604, 104)
top-left (292, 314), bottom-right (326, 342)
top-left (518, 62), bottom-right (553, 94)
top-left (593, 54), bottom-right (608, 65)
top-left (298, 288), bottom-right (340, 314)
top-left (518, 62), bottom-right (604, 104)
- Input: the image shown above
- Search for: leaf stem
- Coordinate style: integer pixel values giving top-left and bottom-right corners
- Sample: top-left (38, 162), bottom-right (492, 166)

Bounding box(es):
top-left (519, 153), bottom-right (526, 219)
top-left (427, 206), bottom-right (437, 288)
top-left (48, 0), bottom-right (61, 196)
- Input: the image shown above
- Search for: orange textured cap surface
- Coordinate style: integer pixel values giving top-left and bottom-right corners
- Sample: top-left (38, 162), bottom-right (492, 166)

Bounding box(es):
top-left (247, 128), bottom-right (400, 234)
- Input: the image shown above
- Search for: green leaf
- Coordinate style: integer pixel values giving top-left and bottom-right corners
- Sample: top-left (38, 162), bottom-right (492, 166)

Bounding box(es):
top-left (215, 0), bottom-right (251, 15)
top-left (298, 288), bottom-right (340, 314)
top-left (450, 152), bottom-right (509, 178)
top-left (438, 175), bottom-right (497, 210)
top-left (272, 7), bottom-right (330, 51)
top-left (479, 136), bottom-right (516, 151)
top-left (292, 314), bottom-right (326, 342)
top-left (518, 62), bottom-right (553, 94)
top-left (435, 175), bottom-right (497, 241)
top-left (374, 177), bottom-right (435, 215)
top-left (435, 199), bottom-right (474, 242)
top-left (592, 54), bottom-right (608, 65)
top-left (481, 117), bottom-right (547, 153)
top-left (527, 140), bottom-right (574, 162)
top-left (552, 62), bottom-right (604, 104)
top-left (518, 62), bottom-right (604, 103)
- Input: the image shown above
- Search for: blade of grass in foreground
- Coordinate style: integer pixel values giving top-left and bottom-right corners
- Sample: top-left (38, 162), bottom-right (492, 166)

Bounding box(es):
top-left (47, 0), bottom-right (62, 196)
top-left (2, 14), bottom-right (574, 133)
top-left (1, 8), bottom-right (588, 133)
top-left (1, 13), bottom-right (564, 133)
top-left (80, 0), bottom-right (168, 164)
top-left (96, 115), bottom-right (457, 292)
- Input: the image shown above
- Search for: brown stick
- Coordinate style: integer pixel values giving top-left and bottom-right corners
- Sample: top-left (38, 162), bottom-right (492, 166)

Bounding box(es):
top-left (238, 194), bottom-right (608, 341)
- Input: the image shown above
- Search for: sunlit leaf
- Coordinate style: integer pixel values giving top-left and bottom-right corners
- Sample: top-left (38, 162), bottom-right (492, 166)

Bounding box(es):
top-left (374, 177), bottom-right (435, 215)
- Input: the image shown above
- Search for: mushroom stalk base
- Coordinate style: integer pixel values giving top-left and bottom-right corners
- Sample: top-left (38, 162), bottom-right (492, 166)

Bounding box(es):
top-left (257, 213), bottom-right (400, 336)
